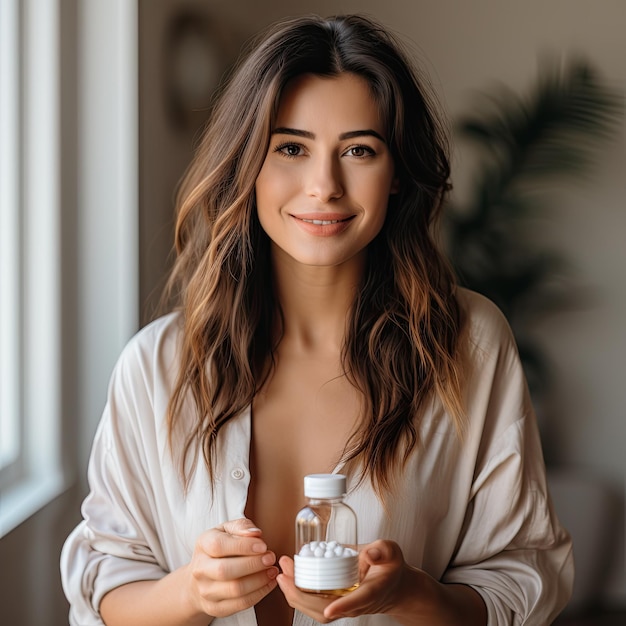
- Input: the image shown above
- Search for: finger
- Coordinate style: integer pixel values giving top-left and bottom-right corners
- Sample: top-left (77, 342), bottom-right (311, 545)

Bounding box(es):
top-left (203, 565), bottom-right (279, 602)
top-left (199, 525), bottom-right (268, 558)
top-left (219, 518), bottom-right (264, 537)
top-left (278, 555), bottom-right (294, 576)
top-left (323, 580), bottom-right (373, 619)
top-left (323, 575), bottom-right (384, 620)
top-left (324, 541), bottom-right (405, 620)
top-left (276, 571), bottom-right (336, 623)
top-left (205, 572), bottom-right (279, 617)
top-left (358, 552), bottom-right (371, 580)
top-left (358, 539), bottom-right (403, 571)
top-left (196, 550), bottom-right (277, 582)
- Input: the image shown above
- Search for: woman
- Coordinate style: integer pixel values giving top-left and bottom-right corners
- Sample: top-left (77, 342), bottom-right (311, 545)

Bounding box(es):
top-left (61, 14), bottom-right (573, 626)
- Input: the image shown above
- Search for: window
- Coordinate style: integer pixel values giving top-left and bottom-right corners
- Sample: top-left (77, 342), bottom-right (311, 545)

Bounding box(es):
top-left (0, 0), bottom-right (65, 537)
top-left (0, 0), bottom-right (21, 479)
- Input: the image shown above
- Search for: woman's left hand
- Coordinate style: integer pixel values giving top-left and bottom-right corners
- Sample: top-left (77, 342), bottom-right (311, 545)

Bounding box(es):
top-left (276, 539), bottom-right (411, 623)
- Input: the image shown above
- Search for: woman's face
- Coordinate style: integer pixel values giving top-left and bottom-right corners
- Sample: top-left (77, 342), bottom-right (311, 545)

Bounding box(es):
top-left (255, 72), bottom-right (398, 271)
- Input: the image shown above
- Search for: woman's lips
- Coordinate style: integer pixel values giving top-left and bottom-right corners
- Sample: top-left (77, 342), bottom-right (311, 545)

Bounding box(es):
top-left (291, 213), bottom-right (355, 236)
top-left (300, 218), bottom-right (343, 225)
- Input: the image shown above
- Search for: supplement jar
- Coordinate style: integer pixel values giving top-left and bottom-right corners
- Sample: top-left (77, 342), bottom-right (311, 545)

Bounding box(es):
top-left (294, 473), bottom-right (359, 594)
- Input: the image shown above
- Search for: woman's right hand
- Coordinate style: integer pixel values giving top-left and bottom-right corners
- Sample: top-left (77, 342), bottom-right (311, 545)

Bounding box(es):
top-left (184, 518), bottom-right (279, 618)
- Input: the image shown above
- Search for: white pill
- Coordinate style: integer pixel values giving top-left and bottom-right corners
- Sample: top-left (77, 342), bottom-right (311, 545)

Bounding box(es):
top-left (314, 546), bottom-right (325, 557)
top-left (324, 549), bottom-right (335, 558)
top-left (310, 541), bottom-right (319, 550)
top-left (319, 541), bottom-right (327, 549)
top-left (334, 546), bottom-right (344, 556)
top-left (299, 545), bottom-right (313, 557)
top-left (327, 540), bottom-right (338, 549)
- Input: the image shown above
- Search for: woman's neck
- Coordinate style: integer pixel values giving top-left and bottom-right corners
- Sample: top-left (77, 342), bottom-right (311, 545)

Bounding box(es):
top-left (270, 251), bottom-right (365, 354)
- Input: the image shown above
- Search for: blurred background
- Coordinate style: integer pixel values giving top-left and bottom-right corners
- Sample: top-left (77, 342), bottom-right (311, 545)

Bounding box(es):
top-left (0, 1), bottom-right (623, 624)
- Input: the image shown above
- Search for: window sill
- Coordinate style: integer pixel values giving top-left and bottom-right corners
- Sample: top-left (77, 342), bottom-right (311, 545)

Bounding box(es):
top-left (0, 470), bottom-right (67, 536)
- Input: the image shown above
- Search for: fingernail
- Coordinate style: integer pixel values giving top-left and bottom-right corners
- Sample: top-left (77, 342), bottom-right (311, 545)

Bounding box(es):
top-left (252, 542), bottom-right (267, 553)
top-left (244, 527), bottom-right (262, 533)
top-left (267, 567), bottom-right (278, 579)
top-left (262, 553), bottom-right (275, 565)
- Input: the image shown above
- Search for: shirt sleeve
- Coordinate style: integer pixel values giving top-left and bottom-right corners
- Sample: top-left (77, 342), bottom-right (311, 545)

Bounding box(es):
top-left (442, 295), bottom-right (574, 625)
top-left (443, 416), bottom-right (574, 625)
top-left (60, 332), bottom-right (169, 625)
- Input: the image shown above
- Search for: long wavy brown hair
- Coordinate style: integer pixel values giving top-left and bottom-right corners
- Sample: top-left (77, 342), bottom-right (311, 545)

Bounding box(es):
top-left (163, 14), bottom-right (466, 497)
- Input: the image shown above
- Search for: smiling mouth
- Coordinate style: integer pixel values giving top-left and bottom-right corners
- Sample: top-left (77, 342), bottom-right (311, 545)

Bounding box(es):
top-left (301, 218), bottom-right (341, 225)
top-left (296, 216), bottom-right (354, 225)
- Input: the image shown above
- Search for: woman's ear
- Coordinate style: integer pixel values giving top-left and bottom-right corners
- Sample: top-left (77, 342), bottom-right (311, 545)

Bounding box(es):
top-left (390, 176), bottom-right (400, 195)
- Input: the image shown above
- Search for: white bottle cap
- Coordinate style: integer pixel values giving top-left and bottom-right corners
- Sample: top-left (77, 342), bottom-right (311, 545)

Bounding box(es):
top-left (304, 474), bottom-right (346, 498)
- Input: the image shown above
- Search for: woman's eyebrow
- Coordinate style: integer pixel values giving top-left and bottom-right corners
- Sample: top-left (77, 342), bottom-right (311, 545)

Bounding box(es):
top-left (272, 127), bottom-right (314, 139)
top-left (339, 129), bottom-right (386, 143)
top-left (272, 127), bottom-right (386, 143)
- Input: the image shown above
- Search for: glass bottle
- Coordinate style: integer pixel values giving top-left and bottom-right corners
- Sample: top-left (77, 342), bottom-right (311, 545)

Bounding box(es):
top-left (294, 473), bottom-right (359, 595)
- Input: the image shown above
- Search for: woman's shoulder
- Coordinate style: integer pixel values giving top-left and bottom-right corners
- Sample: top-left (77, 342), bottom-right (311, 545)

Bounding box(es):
top-left (455, 287), bottom-right (516, 353)
top-left (113, 311), bottom-right (184, 380)
top-left (132, 311), bottom-right (183, 346)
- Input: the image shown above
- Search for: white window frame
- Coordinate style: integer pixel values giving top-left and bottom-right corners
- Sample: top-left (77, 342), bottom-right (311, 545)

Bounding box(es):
top-left (0, 0), bottom-right (22, 479)
top-left (1, 0), bottom-right (139, 537)
top-left (0, 0), bottom-right (65, 536)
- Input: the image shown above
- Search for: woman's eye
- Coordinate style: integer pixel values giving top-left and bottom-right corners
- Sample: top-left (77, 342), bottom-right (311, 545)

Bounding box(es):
top-left (346, 145), bottom-right (375, 158)
top-left (275, 143), bottom-right (303, 157)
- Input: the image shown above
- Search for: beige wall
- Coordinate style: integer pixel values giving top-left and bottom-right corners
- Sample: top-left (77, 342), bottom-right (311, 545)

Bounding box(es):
top-left (139, 0), bottom-right (626, 604)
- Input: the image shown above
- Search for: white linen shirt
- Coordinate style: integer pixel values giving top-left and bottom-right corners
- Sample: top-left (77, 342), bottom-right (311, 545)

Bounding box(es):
top-left (60, 289), bottom-right (573, 625)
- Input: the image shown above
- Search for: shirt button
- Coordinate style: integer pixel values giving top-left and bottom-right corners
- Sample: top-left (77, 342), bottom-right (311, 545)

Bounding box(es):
top-left (231, 468), bottom-right (245, 480)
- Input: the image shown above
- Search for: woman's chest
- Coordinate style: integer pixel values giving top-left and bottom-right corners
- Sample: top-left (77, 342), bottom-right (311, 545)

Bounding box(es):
top-left (245, 364), bottom-right (361, 560)
top-left (165, 383), bottom-right (472, 583)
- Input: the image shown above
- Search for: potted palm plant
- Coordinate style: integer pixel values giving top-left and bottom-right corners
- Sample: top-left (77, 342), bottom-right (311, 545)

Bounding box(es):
top-left (445, 57), bottom-right (622, 616)
top-left (446, 57), bottom-right (621, 401)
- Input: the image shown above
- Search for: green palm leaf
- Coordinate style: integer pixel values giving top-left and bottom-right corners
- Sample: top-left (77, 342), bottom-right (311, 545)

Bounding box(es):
top-left (446, 57), bottom-right (622, 395)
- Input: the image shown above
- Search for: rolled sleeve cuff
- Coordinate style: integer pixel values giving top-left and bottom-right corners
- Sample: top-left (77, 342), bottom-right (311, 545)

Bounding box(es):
top-left (62, 523), bottom-right (166, 626)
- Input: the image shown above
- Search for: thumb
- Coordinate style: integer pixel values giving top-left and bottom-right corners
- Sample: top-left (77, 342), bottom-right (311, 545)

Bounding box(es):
top-left (366, 547), bottom-right (383, 563)
top-left (362, 539), bottom-right (402, 566)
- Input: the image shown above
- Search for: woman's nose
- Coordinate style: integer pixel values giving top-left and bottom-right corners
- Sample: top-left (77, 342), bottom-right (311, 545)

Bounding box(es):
top-left (305, 155), bottom-right (344, 202)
